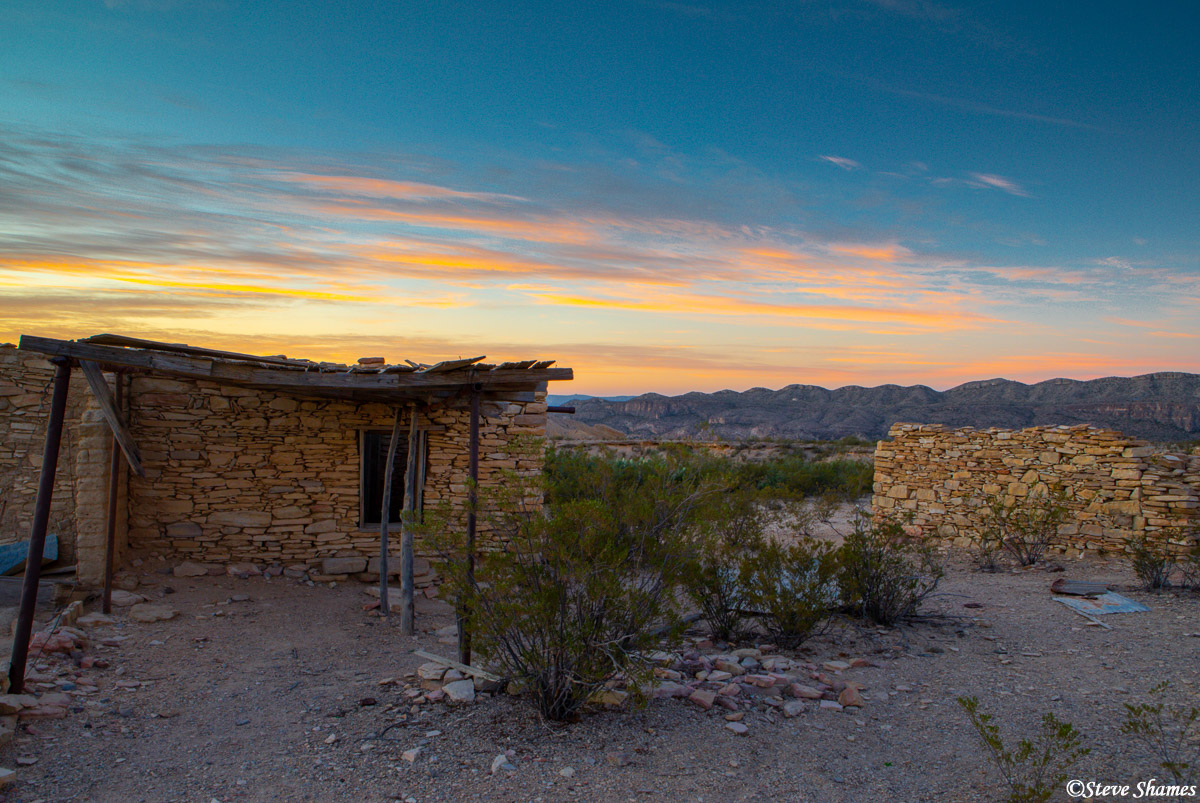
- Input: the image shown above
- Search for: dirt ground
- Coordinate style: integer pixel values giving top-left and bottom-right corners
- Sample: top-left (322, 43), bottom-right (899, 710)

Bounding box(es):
top-left (2, 546), bottom-right (1198, 803)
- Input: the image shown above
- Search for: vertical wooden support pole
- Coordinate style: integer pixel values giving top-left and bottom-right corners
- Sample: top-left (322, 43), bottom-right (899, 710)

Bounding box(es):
top-left (102, 374), bottom-right (124, 615)
top-left (378, 407), bottom-right (403, 617)
top-left (9, 357), bottom-right (71, 694)
top-left (458, 387), bottom-right (480, 666)
top-left (399, 404), bottom-right (419, 635)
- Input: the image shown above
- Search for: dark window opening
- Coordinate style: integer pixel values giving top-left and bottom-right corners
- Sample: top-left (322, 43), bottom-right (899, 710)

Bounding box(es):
top-left (361, 430), bottom-right (409, 526)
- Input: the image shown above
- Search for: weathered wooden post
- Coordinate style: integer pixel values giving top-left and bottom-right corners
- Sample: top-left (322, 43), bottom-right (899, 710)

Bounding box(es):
top-left (378, 406), bottom-right (404, 616)
top-left (399, 404), bottom-right (419, 635)
top-left (9, 356), bottom-right (72, 694)
top-left (102, 374), bottom-right (123, 615)
top-left (457, 387), bottom-right (481, 666)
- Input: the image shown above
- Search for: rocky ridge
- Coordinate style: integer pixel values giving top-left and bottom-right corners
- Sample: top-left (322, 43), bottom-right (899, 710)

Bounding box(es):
top-left (556, 372), bottom-right (1200, 441)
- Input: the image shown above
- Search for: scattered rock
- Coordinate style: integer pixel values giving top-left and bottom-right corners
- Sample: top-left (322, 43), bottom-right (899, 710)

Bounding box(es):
top-left (725, 721), bottom-right (749, 735)
top-left (442, 680), bottom-right (476, 705)
top-left (713, 658), bottom-right (746, 676)
top-left (77, 612), bottom-right (115, 628)
top-left (559, 767), bottom-right (576, 778)
top-left (591, 689), bottom-right (628, 707)
top-left (688, 690), bottom-right (716, 710)
top-left (128, 603), bottom-right (178, 623)
top-left (819, 700), bottom-right (844, 711)
top-left (491, 753), bottom-right (516, 773)
top-left (322, 557), bottom-right (367, 576)
top-left (108, 590), bottom-right (146, 608)
top-left (782, 700), bottom-right (806, 718)
top-left (838, 687), bottom-right (865, 708)
top-left (172, 562), bottom-right (210, 578)
top-left (605, 752), bottom-right (633, 767)
top-left (401, 747), bottom-right (421, 763)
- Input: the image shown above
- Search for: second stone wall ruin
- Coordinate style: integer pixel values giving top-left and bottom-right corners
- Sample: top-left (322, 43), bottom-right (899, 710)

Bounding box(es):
top-left (873, 423), bottom-right (1200, 553)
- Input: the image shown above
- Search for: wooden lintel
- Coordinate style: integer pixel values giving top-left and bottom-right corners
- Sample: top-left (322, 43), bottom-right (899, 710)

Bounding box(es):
top-left (79, 361), bottom-right (145, 477)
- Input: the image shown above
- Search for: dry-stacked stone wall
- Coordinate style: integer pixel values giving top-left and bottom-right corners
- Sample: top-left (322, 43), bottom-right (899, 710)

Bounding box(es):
top-left (873, 423), bottom-right (1200, 553)
top-left (0, 346), bottom-right (96, 566)
top-left (125, 375), bottom-right (547, 573)
top-left (1, 345), bottom-right (548, 586)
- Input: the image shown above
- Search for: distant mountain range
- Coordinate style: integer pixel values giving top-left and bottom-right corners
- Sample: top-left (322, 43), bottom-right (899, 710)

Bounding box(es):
top-left (549, 373), bottom-right (1200, 442)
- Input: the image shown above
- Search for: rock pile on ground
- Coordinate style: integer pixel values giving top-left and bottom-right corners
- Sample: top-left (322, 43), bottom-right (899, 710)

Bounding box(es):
top-left (407, 639), bottom-right (874, 730)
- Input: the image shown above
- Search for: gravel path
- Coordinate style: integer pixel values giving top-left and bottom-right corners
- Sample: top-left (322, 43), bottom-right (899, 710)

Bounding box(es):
top-left (2, 551), bottom-right (1197, 803)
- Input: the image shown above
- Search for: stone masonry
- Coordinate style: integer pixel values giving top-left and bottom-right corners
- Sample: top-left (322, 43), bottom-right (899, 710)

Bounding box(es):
top-left (0, 346), bottom-right (548, 587)
top-left (124, 375), bottom-right (546, 574)
top-left (873, 423), bottom-right (1200, 553)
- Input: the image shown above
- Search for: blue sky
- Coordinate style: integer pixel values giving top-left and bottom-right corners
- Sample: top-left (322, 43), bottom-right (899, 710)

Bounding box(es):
top-left (1, 0), bottom-right (1197, 393)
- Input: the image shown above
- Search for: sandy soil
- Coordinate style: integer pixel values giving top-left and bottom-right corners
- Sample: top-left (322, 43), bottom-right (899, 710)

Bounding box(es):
top-left (2, 548), bottom-right (1198, 803)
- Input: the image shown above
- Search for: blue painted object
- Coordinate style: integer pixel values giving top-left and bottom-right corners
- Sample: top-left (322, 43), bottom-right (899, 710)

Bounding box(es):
top-left (0, 534), bottom-right (59, 576)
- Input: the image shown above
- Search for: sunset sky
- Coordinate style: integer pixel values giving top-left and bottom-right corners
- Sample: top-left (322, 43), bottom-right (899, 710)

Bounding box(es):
top-left (1, 1), bottom-right (1196, 395)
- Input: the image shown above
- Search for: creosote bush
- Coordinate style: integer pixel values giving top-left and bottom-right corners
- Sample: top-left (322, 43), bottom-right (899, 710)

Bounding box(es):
top-left (740, 535), bottom-right (840, 648)
top-left (976, 486), bottom-right (1069, 567)
top-left (684, 490), bottom-right (769, 642)
top-left (427, 443), bottom-right (714, 722)
top-left (1122, 682), bottom-right (1200, 783)
top-left (1127, 532), bottom-right (1176, 590)
top-left (958, 696), bottom-right (1090, 803)
top-left (839, 512), bottom-right (942, 627)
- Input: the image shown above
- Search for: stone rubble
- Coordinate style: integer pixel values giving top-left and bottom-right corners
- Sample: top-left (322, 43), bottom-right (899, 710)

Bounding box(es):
top-left (408, 639), bottom-right (873, 732)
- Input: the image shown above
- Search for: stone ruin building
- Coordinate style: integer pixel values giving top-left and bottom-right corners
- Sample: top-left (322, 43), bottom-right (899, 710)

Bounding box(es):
top-left (0, 333), bottom-right (573, 686)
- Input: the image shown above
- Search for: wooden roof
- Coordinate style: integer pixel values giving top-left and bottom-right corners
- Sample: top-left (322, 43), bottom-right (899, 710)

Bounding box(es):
top-left (18, 334), bottom-right (572, 403)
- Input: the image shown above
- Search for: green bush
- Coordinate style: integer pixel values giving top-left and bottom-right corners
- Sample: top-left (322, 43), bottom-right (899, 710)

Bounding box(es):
top-left (544, 446), bottom-right (872, 505)
top-left (429, 445), bottom-right (714, 722)
top-left (684, 490), bottom-right (768, 642)
top-left (1180, 541), bottom-right (1200, 591)
top-left (958, 696), bottom-right (1090, 803)
top-left (838, 513), bottom-right (942, 626)
top-left (740, 535), bottom-right (840, 648)
top-left (977, 486), bottom-right (1069, 567)
top-left (1122, 682), bottom-right (1200, 783)
top-left (1127, 532), bottom-right (1176, 590)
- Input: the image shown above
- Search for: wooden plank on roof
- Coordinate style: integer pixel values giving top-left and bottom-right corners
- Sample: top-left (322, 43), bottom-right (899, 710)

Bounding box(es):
top-left (494, 360), bottom-right (536, 370)
top-left (19, 336), bottom-right (573, 394)
top-left (530, 360), bottom-right (556, 369)
top-left (82, 333), bottom-right (311, 369)
top-left (419, 356), bottom-right (486, 373)
top-left (78, 361), bottom-right (145, 477)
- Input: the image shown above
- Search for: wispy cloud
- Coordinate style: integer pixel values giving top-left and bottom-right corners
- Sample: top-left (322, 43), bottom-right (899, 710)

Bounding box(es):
top-left (878, 85), bottom-right (1101, 131)
top-left (966, 172), bottom-right (1030, 197)
top-left (819, 155), bottom-right (862, 171)
top-left (0, 125), bottom-right (1193, 393)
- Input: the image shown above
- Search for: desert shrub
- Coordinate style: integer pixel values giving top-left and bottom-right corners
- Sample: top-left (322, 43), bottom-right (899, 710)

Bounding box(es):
top-left (977, 486), bottom-right (1069, 567)
top-left (430, 445), bottom-right (713, 722)
top-left (958, 696), bottom-right (1090, 803)
top-left (683, 489), bottom-right (769, 642)
top-left (1180, 541), bottom-right (1200, 591)
top-left (838, 513), bottom-right (942, 626)
top-left (740, 535), bottom-right (840, 648)
top-left (1122, 682), bottom-right (1200, 783)
top-left (544, 446), bottom-right (872, 505)
top-left (1127, 532), bottom-right (1176, 590)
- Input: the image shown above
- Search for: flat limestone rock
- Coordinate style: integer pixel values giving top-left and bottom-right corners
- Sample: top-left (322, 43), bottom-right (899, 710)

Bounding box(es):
top-left (128, 603), bottom-right (178, 623)
top-left (173, 561), bottom-right (211, 577)
top-left (108, 590), bottom-right (145, 608)
top-left (443, 679), bottom-right (475, 704)
top-left (76, 612), bottom-right (115, 628)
